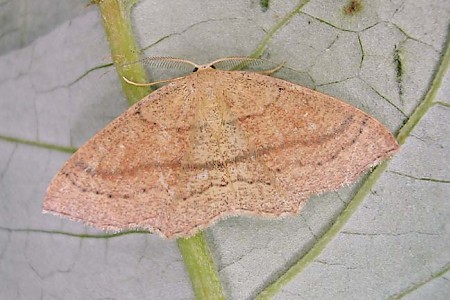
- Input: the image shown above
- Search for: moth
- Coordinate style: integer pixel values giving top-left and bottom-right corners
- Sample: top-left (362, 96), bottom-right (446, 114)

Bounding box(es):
top-left (44, 57), bottom-right (399, 238)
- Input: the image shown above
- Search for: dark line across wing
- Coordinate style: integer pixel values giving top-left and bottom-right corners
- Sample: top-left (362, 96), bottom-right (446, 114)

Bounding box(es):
top-left (78, 115), bottom-right (363, 178)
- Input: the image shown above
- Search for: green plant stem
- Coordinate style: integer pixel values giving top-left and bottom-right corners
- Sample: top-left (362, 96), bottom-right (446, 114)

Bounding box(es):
top-left (94, 1), bottom-right (225, 299)
top-left (251, 0), bottom-right (310, 58)
top-left (95, 0), bottom-right (151, 105)
top-left (177, 232), bottom-right (226, 300)
top-left (0, 134), bottom-right (77, 153)
top-left (396, 36), bottom-right (450, 144)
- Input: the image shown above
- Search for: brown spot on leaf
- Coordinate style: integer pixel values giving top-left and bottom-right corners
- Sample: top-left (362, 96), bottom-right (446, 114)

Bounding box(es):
top-left (343, 0), bottom-right (363, 15)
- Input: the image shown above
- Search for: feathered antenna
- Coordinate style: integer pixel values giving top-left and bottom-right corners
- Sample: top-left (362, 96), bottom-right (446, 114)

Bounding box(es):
top-left (122, 56), bottom-right (285, 87)
top-left (123, 57), bottom-right (199, 71)
top-left (208, 57), bottom-right (275, 71)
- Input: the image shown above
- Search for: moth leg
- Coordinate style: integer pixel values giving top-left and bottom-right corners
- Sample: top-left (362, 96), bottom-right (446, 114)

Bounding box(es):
top-left (256, 62), bottom-right (285, 75)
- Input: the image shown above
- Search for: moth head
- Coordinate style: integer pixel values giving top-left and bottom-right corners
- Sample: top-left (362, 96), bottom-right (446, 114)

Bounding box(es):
top-left (193, 64), bottom-right (216, 72)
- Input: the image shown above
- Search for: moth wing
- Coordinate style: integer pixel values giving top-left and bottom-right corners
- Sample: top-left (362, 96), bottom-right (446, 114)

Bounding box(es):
top-left (221, 71), bottom-right (399, 199)
top-left (43, 79), bottom-right (194, 236)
